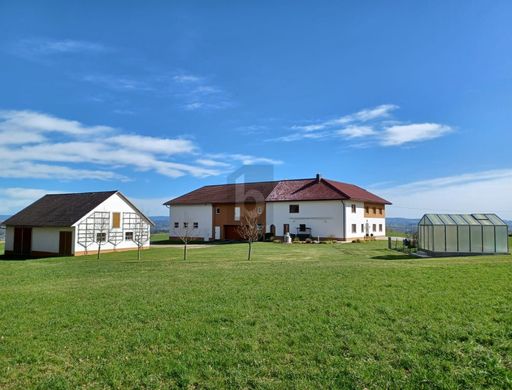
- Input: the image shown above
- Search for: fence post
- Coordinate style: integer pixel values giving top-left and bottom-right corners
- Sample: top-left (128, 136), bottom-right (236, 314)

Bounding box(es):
top-left (388, 236), bottom-right (391, 249)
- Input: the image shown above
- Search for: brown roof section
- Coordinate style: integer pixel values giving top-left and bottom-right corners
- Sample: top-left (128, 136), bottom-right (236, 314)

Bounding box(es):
top-left (323, 179), bottom-right (392, 204)
top-left (166, 177), bottom-right (391, 205)
top-left (165, 181), bottom-right (280, 205)
top-left (2, 191), bottom-right (118, 227)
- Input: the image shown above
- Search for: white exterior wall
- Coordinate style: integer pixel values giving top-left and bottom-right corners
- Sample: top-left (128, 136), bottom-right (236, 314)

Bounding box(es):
top-left (32, 227), bottom-right (74, 253)
top-left (169, 204), bottom-right (213, 241)
top-left (365, 217), bottom-right (387, 237)
top-left (73, 193), bottom-right (151, 253)
top-left (266, 200), bottom-right (387, 240)
top-left (5, 226), bottom-right (14, 251)
top-left (344, 201), bottom-right (386, 239)
top-left (266, 200), bottom-right (344, 238)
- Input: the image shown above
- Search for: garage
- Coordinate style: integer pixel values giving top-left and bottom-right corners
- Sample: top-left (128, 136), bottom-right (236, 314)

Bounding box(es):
top-left (224, 225), bottom-right (243, 240)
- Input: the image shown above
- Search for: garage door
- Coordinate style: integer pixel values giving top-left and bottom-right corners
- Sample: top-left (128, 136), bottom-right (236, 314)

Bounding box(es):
top-left (224, 225), bottom-right (243, 240)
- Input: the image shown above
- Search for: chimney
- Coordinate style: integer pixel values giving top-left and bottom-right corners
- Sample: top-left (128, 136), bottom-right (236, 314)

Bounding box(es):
top-left (316, 173), bottom-right (322, 182)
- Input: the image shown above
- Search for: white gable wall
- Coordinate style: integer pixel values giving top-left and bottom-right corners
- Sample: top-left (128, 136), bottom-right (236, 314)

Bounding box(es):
top-left (169, 204), bottom-right (212, 241)
top-left (73, 193), bottom-right (151, 253)
top-left (266, 200), bottom-right (344, 238)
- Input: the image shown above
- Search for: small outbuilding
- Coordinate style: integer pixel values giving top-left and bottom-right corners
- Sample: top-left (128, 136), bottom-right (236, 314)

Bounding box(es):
top-left (418, 213), bottom-right (509, 256)
top-left (1, 191), bottom-right (154, 257)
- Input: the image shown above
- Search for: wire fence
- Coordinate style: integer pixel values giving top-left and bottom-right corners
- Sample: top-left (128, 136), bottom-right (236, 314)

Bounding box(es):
top-left (388, 236), bottom-right (417, 254)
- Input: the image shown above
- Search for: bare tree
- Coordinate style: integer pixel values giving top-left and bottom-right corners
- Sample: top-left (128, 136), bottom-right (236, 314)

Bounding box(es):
top-left (93, 212), bottom-right (110, 260)
top-left (173, 220), bottom-right (195, 260)
top-left (132, 217), bottom-right (150, 260)
top-left (237, 209), bottom-right (261, 261)
top-left (108, 231), bottom-right (123, 252)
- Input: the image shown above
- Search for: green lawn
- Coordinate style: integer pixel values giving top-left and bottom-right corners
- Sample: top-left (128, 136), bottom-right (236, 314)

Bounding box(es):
top-left (0, 241), bottom-right (511, 389)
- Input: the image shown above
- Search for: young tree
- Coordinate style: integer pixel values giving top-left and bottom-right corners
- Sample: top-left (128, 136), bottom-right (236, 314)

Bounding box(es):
top-left (173, 220), bottom-right (194, 260)
top-left (237, 209), bottom-right (261, 261)
top-left (132, 216), bottom-right (150, 260)
top-left (93, 212), bottom-right (110, 260)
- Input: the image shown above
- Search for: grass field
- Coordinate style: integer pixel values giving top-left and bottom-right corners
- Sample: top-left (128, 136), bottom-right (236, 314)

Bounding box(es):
top-left (0, 240), bottom-right (511, 389)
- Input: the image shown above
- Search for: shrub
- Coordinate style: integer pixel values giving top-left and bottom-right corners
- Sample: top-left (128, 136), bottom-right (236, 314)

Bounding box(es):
top-left (305, 238), bottom-right (313, 244)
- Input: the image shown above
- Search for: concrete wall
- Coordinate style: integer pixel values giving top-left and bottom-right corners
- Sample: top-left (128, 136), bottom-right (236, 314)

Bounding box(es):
top-left (73, 193), bottom-right (151, 253)
top-left (266, 200), bottom-right (344, 238)
top-left (5, 226), bottom-right (14, 251)
top-left (169, 204), bottom-right (213, 241)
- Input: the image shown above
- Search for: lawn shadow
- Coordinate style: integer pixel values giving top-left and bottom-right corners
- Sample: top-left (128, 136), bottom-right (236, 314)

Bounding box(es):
top-left (151, 239), bottom-right (245, 246)
top-left (0, 254), bottom-right (37, 261)
top-left (372, 253), bottom-right (417, 261)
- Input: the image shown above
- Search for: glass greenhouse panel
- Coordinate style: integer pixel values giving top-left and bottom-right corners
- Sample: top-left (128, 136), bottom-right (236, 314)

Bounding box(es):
top-left (446, 226), bottom-right (458, 252)
top-left (486, 214), bottom-right (505, 225)
top-left (433, 226), bottom-right (445, 252)
top-left (470, 226), bottom-right (483, 252)
top-left (428, 226), bottom-right (433, 251)
top-left (440, 215), bottom-right (456, 225)
top-left (495, 226), bottom-right (509, 253)
top-left (451, 215), bottom-right (468, 225)
top-left (463, 215), bottom-right (480, 225)
top-left (458, 226), bottom-right (470, 252)
top-left (482, 226), bottom-right (495, 252)
top-left (428, 214), bottom-right (443, 225)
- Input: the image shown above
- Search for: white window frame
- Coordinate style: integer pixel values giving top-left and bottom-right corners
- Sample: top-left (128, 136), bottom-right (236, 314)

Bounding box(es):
top-left (234, 207), bottom-right (240, 221)
top-left (351, 204), bottom-right (356, 213)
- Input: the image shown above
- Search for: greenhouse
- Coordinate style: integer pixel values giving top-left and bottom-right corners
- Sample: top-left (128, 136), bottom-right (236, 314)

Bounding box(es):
top-left (418, 214), bottom-right (509, 256)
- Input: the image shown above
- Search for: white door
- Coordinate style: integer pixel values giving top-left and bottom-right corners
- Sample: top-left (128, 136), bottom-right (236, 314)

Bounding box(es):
top-left (214, 226), bottom-right (221, 240)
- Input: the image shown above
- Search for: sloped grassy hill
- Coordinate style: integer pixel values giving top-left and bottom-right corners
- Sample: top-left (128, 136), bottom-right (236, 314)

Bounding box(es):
top-left (0, 240), bottom-right (511, 388)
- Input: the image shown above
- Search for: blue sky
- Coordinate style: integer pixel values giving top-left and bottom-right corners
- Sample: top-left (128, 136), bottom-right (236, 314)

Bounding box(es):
top-left (1, 1), bottom-right (511, 217)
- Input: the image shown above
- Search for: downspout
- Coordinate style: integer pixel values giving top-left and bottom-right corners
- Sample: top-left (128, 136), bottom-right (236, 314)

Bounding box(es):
top-left (341, 200), bottom-right (346, 240)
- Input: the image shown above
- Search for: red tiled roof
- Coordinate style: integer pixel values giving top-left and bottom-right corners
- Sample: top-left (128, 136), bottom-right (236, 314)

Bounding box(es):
top-left (164, 181), bottom-right (279, 205)
top-left (323, 179), bottom-right (392, 204)
top-left (165, 177), bottom-right (391, 205)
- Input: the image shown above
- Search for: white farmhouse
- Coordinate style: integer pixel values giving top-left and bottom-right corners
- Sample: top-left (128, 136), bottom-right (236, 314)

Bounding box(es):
top-left (2, 191), bottom-right (154, 257)
top-left (164, 174), bottom-right (391, 241)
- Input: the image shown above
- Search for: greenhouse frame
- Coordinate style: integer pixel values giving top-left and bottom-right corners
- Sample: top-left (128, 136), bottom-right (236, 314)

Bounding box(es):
top-left (418, 214), bottom-right (509, 256)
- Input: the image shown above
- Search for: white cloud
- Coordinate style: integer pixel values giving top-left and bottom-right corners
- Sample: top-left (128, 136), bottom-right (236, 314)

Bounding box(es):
top-left (274, 105), bottom-right (453, 147)
top-left (196, 159), bottom-right (231, 167)
top-left (0, 130), bottom-right (46, 145)
top-left (173, 74), bottom-right (202, 83)
top-left (208, 153), bottom-right (283, 166)
top-left (337, 125), bottom-right (376, 138)
top-left (293, 104), bottom-right (398, 132)
top-left (1, 161), bottom-right (127, 181)
top-left (0, 109), bottom-right (279, 181)
top-left (0, 110), bottom-right (113, 135)
top-left (380, 123), bottom-right (453, 146)
top-left (373, 169), bottom-right (512, 219)
top-left (108, 135), bottom-right (196, 155)
top-left (0, 187), bottom-right (61, 215)
top-left (82, 74), bottom-right (153, 92)
top-left (13, 38), bottom-right (108, 58)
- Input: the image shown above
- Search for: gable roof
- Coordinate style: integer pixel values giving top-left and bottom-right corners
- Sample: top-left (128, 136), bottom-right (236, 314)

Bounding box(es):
top-left (1, 191), bottom-right (154, 227)
top-left (165, 177), bottom-right (391, 205)
top-left (165, 181), bottom-right (279, 205)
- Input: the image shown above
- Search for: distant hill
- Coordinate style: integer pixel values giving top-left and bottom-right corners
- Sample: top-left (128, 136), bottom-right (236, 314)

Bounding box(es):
top-left (150, 216), bottom-right (169, 232)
